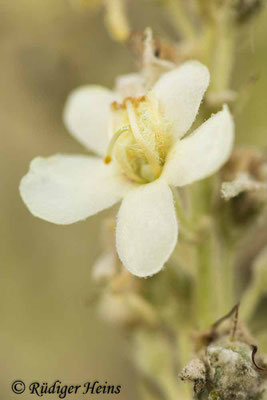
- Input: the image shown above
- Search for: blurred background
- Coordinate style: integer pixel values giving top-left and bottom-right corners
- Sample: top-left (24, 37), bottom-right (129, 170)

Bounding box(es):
top-left (0, 0), bottom-right (266, 398)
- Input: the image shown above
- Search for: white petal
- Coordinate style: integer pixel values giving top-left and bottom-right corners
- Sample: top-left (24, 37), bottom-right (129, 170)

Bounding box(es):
top-left (114, 73), bottom-right (146, 98)
top-left (63, 85), bottom-right (118, 156)
top-left (162, 105), bottom-right (234, 187)
top-left (153, 61), bottom-right (210, 139)
top-left (116, 181), bottom-right (178, 277)
top-left (20, 155), bottom-right (133, 225)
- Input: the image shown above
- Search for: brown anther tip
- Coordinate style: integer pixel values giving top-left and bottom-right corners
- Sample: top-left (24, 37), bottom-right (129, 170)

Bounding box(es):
top-left (111, 101), bottom-right (120, 110)
top-left (138, 95), bottom-right (146, 102)
top-left (104, 155), bottom-right (111, 164)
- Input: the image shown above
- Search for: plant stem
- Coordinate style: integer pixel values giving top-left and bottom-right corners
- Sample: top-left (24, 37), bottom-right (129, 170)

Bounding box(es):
top-left (166, 0), bottom-right (196, 41)
top-left (196, 233), bottom-right (216, 329)
top-left (207, 4), bottom-right (236, 101)
top-left (221, 241), bottom-right (235, 314)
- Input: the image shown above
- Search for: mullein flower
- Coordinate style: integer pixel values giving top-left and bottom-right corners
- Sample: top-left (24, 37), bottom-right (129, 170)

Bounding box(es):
top-left (19, 61), bottom-right (234, 277)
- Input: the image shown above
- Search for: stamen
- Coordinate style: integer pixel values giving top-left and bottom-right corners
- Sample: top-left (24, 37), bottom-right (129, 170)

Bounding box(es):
top-left (126, 100), bottom-right (162, 179)
top-left (104, 125), bottom-right (130, 164)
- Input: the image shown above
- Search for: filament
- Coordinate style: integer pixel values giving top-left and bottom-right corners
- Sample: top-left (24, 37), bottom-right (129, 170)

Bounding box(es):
top-left (104, 126), bottom-right (130, 164)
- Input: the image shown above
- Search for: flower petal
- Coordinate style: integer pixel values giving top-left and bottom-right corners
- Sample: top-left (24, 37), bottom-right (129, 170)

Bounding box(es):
top-left (162, 105), bottom-right (234, 187)
top-left (63, 85), bottom-right (118, 156)
top-left (20, 155), bottom-right (134, 225)
top-left (114, 73), bottom-right (146, 98)
top-left (116, 180), bottom-right (178, 277)
top-left (153, 61), bottom-right (210, 139)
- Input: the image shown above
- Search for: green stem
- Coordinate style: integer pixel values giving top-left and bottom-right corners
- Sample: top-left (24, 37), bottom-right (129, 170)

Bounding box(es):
top-left (240, 282), bottom-right (261, 323)
top-left (166, 0), bottom-right (196, 41)
top-left (190, 180), bottom-right (219, 329)
top-left (221, 241), bottom-right (235, 314)
top-left (134, 330), bottom-right (192, 400)
top-left (207, 5), bottom-right (236, 102)
top-left (171, 188), bottom-right (195, 234)
top-left (240, 246), bottom-right (267, 322)
top-left (196, 234), bottom-right (216, 329)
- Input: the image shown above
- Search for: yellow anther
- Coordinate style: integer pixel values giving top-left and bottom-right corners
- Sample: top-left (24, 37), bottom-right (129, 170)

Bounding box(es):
top-left (126, 100), bottom-right (162, 179)
top-left (106, 95), bottom-right (171, 183)
top-left (104, 155), bottom-right (112, 164)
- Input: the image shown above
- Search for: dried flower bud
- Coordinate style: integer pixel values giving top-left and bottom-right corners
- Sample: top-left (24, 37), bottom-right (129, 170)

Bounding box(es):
top-left (181, 337), bottom-right (267, 399)
top-left (180, 358), bottom-right (206, 394)
top-left (92, 251), bottom-right (117, 281)
top-left (206, 339), bottom-right (264, 399)
top-left (128, 29), bottom-right (181, 67)
top-left (127, 28), bottom-right (197, 88)
top-left (220, 148), bottom-right (267, 223)
top-left (222, 148), bottom-right (266, 181)
top-left (181, 305), bottom-right (267, 399)
top-left (98, 292), bottom-right (158, 328)
top-left (221, 173), bottom-right (267, 201)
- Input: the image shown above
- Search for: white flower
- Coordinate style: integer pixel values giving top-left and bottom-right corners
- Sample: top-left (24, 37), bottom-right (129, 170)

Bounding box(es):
top-left (19, 61), bottom-right (234, 277)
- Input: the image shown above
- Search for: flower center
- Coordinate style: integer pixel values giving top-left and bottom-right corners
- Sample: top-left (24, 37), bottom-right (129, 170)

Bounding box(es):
top-left (104, 94), bottom-right (172, 183)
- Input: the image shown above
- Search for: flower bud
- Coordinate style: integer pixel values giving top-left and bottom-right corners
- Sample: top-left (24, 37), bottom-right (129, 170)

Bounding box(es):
top-left (220, 148), bottom-right (267, 223)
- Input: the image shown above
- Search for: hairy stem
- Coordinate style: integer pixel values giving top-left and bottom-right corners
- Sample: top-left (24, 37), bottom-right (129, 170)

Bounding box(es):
top-left (207, 4), bottom-right (236, 100)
